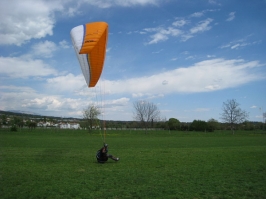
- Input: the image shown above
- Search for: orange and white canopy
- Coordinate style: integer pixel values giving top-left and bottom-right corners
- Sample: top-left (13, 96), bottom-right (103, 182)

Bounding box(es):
top-left (70, 22), bottom-right (108, 87)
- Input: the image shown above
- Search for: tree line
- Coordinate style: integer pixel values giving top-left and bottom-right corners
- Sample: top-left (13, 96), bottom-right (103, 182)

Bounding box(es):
top-left (0, 114), bottom-right (37, 131)
top-left (81, 99), bottom-right (264, 133)
top-left (1, 99), bottom-right (264, 133)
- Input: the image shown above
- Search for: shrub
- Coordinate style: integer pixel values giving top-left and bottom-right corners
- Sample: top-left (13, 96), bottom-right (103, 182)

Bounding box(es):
top-left (10, 126), bottom-right (18, 132)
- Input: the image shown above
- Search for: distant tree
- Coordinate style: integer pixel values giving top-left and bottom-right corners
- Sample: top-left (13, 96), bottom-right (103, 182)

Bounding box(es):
top-left (241, 121), bottom-right (255, 131)
top-left (79, 120), bottom-right (88, 130)
top-left (10, 116), bottom-right (24, 128)
top-left (29, 122), bottom-right (37, 130)
top-left (207, 118), bottom-right (219, 132)
top-left (180, 122), bottom-right (190, 131)
top-left (156, 117), bottom-right (168, 130)
top-left (220, 99), bottom-right (249, 134)
top-left (10, 125), bottom-right (18, 131)
top-left (1, 114), bottom-right (7, 125)
top-left (133, 100), bottom-right (160, 132)
top-left (168, 118), bottom-right (180, 130)
top-left (191, 120), bottom-right (207, 132)
top-left (83, 104), bottom-right (101, 132)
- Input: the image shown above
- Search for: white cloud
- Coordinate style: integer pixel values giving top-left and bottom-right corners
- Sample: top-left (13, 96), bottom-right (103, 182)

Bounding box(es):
top-left (83, 0), bottom-right (161, 8)
top-left (59, 40), bottom-right (70, 49)
top-left (220, 38), bottom-right (260, 50)
top-left (0, 58), bottom-right (264, 119)
top-left (190, 18), bottom-right (213, 34)
top-left (46, 73), bottom-right (85, 93)
top-left (0, 85), bottom-right (36, 94)
top-left (226, 12), bottom-right (236, 21)
top-left (0, 56), bottom-right (57, 78)
top-left (250, 105), bottom-right (257, 109)
top-left (24, 40), bottom-right (70, 59)
top-left (0, 82), bottom-right (131, 118)
top-left (0, 85), bottom-right (74, 115)
top-left (208, 0), bottom-right (221, 5)
top-left (0, 0), bottom-right (63, 46)
top-left (0, 0), bottom-right (162, 46)
top-left (100, 58), bottom-right (264, 96)
top-left (181, 34), bottom-right (194, 41)
top-left (22, 96), bottom-right (84, 112)
top-left (172, 19), bottom-right (188, 27)
top-left (190, 9), bottom-right (219, 18)
top-left (144, 27), bottom-right (183, 44)
top-left (0, 84), bottom-right (89, 117)
top-left (104, 97), bottom-right (130, 108)
top-left (31, 40), bottom-right (58, 58)
top-left (0, 85), bottom-right (37, 110)
top-left (143, 18), bottom-right (213, 44)
top-left (190, 12), bottom-right (204, 18)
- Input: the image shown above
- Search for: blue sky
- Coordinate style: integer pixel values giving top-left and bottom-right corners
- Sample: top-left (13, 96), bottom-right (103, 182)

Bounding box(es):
top-left (0, 0), bottom-right (265, 122)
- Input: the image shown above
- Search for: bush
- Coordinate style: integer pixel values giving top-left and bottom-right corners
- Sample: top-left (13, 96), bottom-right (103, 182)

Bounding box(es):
top-left (190, 120), bottom-right (207, 131)
top-left (10, 126), bottom-right (18, 132)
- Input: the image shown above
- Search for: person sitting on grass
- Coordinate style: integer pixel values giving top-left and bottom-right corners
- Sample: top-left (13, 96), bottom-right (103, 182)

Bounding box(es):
top-left (96, 143), bottom-right (119, 163)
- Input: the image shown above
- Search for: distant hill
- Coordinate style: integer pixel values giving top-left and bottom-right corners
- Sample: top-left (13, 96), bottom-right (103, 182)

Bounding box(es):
top-left (7, 110), bottom-right (39, 115)
top-left (0, 110), bottom-right (79, 120)
top-left (0, 110), bottom-right (134, 123)
top-left (0, 110), bottom-right (40, 117)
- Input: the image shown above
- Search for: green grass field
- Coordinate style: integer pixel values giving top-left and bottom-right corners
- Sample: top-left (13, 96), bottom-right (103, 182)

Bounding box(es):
top-left (1, 129), bottom-right (266, 199)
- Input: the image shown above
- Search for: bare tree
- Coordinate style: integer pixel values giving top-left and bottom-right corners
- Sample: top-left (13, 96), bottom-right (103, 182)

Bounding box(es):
top-left (83, 103), bottom-right (101, 131)
top-left (133, 100), bottom-right (160, 132)
top-left (220, 99), bottom-right (249, 134)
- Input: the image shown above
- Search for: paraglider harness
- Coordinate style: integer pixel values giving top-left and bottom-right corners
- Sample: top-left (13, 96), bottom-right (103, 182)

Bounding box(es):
top-left (96, 144), bottom-right (109, 163)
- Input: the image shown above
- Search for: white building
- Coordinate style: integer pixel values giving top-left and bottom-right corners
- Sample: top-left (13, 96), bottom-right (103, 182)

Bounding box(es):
top-left (60, 122), bottom-right (80, 129)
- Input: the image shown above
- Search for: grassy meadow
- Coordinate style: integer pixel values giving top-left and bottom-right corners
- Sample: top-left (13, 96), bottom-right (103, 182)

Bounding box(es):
top-left (1, 129), bottom-right (266, 199)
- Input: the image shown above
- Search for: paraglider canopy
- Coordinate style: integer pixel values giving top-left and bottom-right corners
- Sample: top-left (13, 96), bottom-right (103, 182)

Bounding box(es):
top-left (70, 22), bottom-right (108, 87)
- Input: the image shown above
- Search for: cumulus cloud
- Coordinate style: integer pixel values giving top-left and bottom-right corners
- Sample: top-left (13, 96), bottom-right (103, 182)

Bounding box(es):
top-left (22, 96), bottom-right (84, 111)
top-left (59, 40), bottom-right (70, 49)
top-left (31, 40), bottom-right (58, 58)
top-left (27, 40), bottom-right (70, 58)
top-left (46, 73), bottom-right (86, 93)
top-left (0, 56), bottom-right (57, 78)
top-left (0, 0), bottom-right (63, 46)
top-left (0, 86), bottom-right (74, 115)
top-left (0, 58), bottom-right (264, 119)
top-left (0, 0), bottom-right (163, 46)
top-left (0, 85), bottom-right (36, 97)
top-left (0, 84), bottom-right (86, 117)
top-left (0, 85), bottom-right (37, 110)
top-left (0, 82), bottom-right (131, 118)
top-left (104, 97), bottom-right (130, 108)
top-left (99, 58), bottom-right (264, 96)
